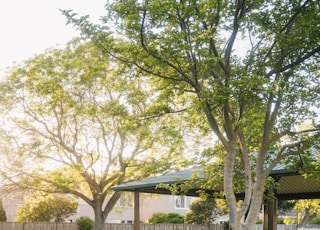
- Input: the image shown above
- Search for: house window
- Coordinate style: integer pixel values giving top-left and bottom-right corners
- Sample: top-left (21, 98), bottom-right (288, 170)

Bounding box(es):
top-left (174, 196), bottom-right (187, 209)
top-left (116, 193), bottom-right (133, 208)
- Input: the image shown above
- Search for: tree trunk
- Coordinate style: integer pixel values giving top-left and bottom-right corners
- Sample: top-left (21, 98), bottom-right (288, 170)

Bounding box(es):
top-left (242, 181), bottom-right (266, 230)
top-left (224, 148), bottom-right (240, 230)
top-left (298, 208), bottom-right (316, 229)
top-left (94, 207), bottom-right (105, 230)
top-left (225, 149), bottom-right (267, 230)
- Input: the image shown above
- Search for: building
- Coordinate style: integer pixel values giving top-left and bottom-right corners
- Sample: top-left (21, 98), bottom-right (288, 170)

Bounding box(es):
top-left (70, 193), bottom-right (196, 223)
top-left (2, 191), bottom-right (196, 223)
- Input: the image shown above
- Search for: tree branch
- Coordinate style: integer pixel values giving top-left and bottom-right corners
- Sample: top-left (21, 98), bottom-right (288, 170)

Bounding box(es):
top-left (263, 0), bottom-right (312, 64)
top-left (139, 8), bottom-right (195, 88)
top-left (270, 128), bottom-right (320, 144)
top-left (265, 45), bottom-right (320, 78)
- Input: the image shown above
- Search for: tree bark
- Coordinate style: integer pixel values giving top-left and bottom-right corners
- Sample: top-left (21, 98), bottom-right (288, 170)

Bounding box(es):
top-left (243, 178), bottom-right (267, 229)
top-left (94, 208), bottom-right (105, 230)
top-left (298, 208), bottom-right (317, 229)
top-left (224, 147), bottom-right (240, 230)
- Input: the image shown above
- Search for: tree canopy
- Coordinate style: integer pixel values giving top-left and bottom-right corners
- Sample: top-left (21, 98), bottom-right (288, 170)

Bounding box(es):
top-left (0, 39), bottom-right (191, 229)
top-left (63, 0), bottom-right (320, 229)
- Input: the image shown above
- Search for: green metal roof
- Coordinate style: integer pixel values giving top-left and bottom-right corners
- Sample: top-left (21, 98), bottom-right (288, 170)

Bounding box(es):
top-left (111, 166), bottom-right (320, 200)
top-left (111, 167), bottom-right (206, 196)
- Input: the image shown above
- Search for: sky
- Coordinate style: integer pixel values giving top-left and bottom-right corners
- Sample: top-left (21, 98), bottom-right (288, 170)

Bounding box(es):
top-left (0, 0), bottom-right (106, 75)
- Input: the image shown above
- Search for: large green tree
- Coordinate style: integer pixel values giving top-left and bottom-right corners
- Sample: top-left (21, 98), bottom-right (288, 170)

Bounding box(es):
top-left (0, 39), bottom-right (189, 229)
top-left (64, 0), bottom-right (320, 229)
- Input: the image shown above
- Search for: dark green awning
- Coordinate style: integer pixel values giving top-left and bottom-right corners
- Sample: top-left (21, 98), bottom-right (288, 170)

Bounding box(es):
top-left (111, 167), bottom-right (208, 196)
top-left (111, 166), bottom-right (320, 200)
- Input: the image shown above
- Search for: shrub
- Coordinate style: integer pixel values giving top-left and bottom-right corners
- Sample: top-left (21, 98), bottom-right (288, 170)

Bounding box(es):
top-left (76, 216), bottom-right (94, 230)
top-left (166, 213), bottom-right (184, 224)
top-left (308, 215), bottom-right (320, 224)
top-left (15, 193), bottom-right (77, 222)
top-left (223, 221), bottom-right (229, 230)
top-left (277, 217), bottom-right (284, 224)
top-left (0, 199), bottom-right (7, 222)
top-left (184, 197), bottom-right (220, 224)
top-left (148, 212), bottom-right (184, 224)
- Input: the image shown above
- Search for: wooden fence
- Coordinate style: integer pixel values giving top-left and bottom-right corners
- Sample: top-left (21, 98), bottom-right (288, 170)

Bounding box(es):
top-left (0, 223), bottom-right (224, 230)
top-left (0, 222), bottom-right (77, 230)
top-left (0, 223), bottom-right (319, 230)
top-left (140, 224), bottom-right (224, 230)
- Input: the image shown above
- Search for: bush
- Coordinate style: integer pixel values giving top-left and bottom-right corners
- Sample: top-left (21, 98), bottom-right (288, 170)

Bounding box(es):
top-left (223, 221), bottom-right (229, 230)
top-left (76, 216), bottom-right (94, 230)
top-left (184, 197), bottom-right (220, 224)
top-left (15, 193), bottom-right (78, 222)
top-left (256, 218), bottom-right (262, 224)
top-left (308, 216), bottom-right (320, 224)
top-left (166, 213), bottom-right (184, 224)
top-left (148, 212), bottom-right (184, 224)
top-left (0, 199), bottom-right (7, 222)
top-left (277, 217), bottom-right (284, 224)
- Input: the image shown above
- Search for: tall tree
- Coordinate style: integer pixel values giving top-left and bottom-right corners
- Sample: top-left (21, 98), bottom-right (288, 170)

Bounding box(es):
top-left (63, 0), bottom-right (320, 229)
top-left (0, 39), bottom-right (189, 229)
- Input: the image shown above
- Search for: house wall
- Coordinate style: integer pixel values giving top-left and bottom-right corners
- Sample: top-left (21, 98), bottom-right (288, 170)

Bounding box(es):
top-left (2, 192), bottom-right (196, 223)
top-left (2, 194), bottom-right (24, 221)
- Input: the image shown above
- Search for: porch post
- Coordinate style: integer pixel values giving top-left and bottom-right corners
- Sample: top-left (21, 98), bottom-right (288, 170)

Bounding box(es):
top-left (263, 190), bottom-right (277, 230)
top-left (134, 190), bottom-right (140, 230)
top-left (263, 204), bottom-right (268, 230)
top-left (268, 197), bottom-right (277, 230)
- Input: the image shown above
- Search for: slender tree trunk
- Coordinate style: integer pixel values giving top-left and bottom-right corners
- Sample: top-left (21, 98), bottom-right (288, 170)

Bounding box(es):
top-left (298, 208), bottom-right (316, 229)
top-left (225, 148), bottom-right (267, 230)
top-left (224, 147), bottom-right (241, 230)
top-left (242, 179), bottom-right (266, 230)
top-left (94, 206), bottom-right (105, 230)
